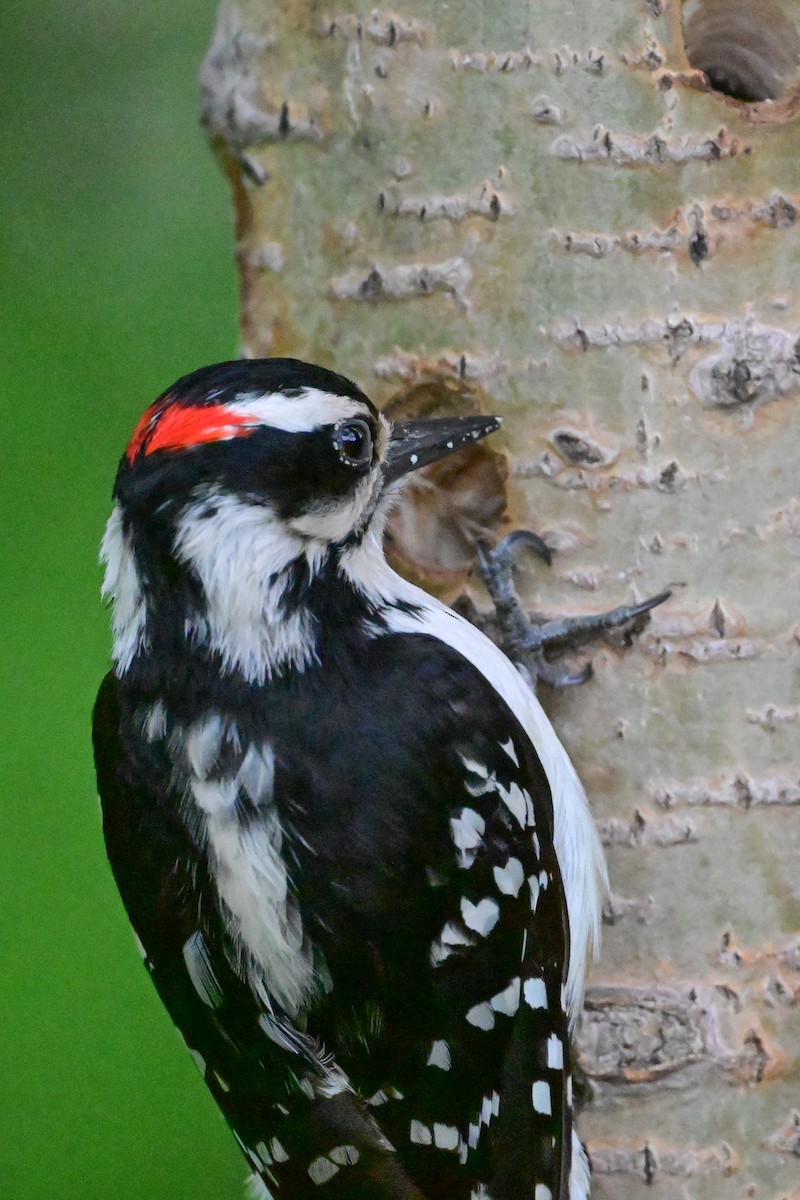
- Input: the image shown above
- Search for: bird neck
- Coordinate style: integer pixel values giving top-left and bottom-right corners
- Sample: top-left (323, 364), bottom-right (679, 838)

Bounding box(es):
top-left (102, 502), bottom-right (417, 692)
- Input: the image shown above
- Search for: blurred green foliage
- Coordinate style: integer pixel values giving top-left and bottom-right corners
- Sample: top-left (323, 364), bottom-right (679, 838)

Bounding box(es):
top-left (1, 2), bottom-right (247, 1196)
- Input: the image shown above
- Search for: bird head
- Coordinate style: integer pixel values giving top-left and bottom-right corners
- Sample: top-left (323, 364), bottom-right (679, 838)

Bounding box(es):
top-left (102, 358), bottom-right (500, 681)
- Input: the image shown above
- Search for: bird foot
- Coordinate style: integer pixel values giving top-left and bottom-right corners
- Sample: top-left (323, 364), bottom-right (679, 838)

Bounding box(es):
top-left (473, 531), bottom-right (671, 690)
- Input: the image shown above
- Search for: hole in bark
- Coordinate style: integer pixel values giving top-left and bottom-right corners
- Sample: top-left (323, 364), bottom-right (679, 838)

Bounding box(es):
top-left (682, 0), bottom-right (800, 102)
top-left (381, 378), bottom-right (508, 585)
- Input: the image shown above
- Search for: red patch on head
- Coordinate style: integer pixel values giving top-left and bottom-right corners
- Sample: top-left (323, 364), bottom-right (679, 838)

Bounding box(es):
top-left (125, 399), bottom-right (259, 463)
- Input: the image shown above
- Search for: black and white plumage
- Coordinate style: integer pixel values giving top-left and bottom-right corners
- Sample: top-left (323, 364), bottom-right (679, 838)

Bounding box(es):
top-left (94, 358), bottom-right (606, 1200)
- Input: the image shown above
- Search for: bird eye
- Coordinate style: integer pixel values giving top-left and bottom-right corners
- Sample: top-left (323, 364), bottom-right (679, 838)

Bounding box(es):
top-left (334, 419), bottom-right (373, 468)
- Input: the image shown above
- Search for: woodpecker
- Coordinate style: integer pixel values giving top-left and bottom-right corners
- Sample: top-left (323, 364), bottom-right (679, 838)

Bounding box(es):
top-left (94, 358), bottom-right (607, 1200)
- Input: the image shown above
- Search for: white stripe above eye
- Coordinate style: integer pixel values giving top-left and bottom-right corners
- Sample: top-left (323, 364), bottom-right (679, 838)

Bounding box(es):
top-left (227, 389), bottom-right (375, 435)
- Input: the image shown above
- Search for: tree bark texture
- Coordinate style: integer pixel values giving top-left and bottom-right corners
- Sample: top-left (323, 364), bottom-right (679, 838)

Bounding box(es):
top-left (200, 2), bottom-right (800, 1196)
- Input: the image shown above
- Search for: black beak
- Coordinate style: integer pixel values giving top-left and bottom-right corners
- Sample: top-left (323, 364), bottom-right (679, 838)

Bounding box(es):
top-left (383, 415), bottom-right (502, 485)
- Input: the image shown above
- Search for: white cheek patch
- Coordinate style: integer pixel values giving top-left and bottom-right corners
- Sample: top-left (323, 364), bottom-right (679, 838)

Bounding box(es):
top-left (288, 468), bottom-right (381, 543)
top-left (173, 493), bottom-right (323, 683)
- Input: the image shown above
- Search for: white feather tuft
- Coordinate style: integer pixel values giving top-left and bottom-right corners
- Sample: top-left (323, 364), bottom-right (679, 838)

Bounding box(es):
top-left (182, 720), bottom-right (314, 1015)
top-left (570, 1132), bottom-right (592, 1200)
top-left (245, 1172), bottom-right (275, 1200)
top-left (100, 504), bottom-right (148, 671)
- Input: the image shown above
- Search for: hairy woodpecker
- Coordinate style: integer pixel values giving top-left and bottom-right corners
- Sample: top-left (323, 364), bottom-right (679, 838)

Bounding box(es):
top-left (94, 358), bottom-right (607, 1200)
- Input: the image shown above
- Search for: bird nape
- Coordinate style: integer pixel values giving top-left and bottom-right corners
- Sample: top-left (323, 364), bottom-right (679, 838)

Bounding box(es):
top-left (93, 357), bottom-right (605, 1200)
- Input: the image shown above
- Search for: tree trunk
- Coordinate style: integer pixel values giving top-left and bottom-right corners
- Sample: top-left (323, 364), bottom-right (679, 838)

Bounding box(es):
top-left (200, 2), bottom-right (800, 1195)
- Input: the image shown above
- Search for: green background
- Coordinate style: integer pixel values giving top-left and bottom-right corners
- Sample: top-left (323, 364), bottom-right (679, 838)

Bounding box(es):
top-left (1, 2), bottom-right (247, 1196)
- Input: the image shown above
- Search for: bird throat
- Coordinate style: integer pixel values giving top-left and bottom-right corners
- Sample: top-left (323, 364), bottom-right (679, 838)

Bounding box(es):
top-left (103, 497), bottom-right (402, 688)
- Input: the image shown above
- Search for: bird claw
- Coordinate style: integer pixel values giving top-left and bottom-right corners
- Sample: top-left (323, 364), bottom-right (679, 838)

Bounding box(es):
top-left (476, 531), bottom-right (671, 690)
top-left (534, 658), bottom-right (593, 689)
top-left (488, 528), bottom-right (553, 569)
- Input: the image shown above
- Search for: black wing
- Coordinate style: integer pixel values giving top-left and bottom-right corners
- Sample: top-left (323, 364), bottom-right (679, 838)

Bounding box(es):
top-left (275, 633), bottom-right (573, 1200)
top-left (93, 629), bottom-right (573, 1200)
top-left (94, 672), bottom-right (427, 1200)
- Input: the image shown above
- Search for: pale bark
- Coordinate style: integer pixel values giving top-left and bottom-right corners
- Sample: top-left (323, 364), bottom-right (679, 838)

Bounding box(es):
top-left (200, 2), bottom-right (800, 1195)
